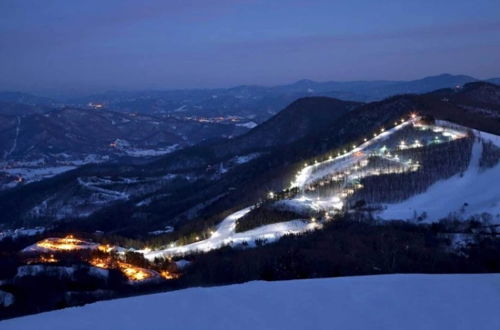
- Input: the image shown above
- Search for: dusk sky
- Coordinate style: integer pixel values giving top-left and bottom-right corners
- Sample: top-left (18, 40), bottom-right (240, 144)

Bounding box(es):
top-left (1, 0), bottom-right (500, 94)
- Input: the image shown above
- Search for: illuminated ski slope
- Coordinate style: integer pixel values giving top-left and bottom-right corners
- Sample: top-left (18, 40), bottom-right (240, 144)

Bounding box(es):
top-left (143, 207), bottom-right (319, 260)
top-left (290, 115), bottom-right (418, 189)
top-left (380, 136), bottom-right (500, 222)
top-left (142, 116), bottom-right (472, 259)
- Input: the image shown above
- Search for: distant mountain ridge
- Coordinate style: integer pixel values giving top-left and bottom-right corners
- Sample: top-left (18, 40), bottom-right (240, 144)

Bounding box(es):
top-left (0, 92), bottom-right (57, 107)
top-left (0, 107), bottom-right (250, 164)
top-left (1, 74), bottom-right (498, 121)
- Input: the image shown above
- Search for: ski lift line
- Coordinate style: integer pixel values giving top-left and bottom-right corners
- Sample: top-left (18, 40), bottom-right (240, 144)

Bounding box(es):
top-left (290, 115), bottom-right (420, 189)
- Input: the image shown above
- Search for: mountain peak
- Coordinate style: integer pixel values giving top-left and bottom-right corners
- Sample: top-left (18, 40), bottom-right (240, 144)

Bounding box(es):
top-left (291, 79), bottom-right (317, 86)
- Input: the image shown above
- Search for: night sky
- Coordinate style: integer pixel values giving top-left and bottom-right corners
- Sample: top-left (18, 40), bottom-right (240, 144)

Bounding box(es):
top-left (1, 0), bottom-right (499, 94)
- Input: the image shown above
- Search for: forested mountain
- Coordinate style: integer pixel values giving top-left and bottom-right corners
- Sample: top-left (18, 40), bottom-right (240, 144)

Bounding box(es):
top-left (0, 107), bottom-right (249, 163)
top-left (0, 82), bottom-right (498, 235)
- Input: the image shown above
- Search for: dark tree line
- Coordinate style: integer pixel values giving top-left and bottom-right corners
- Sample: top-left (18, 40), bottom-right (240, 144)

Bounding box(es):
top-left (479, 140), bottom-right (500, 169)
top-left (350, 136), bottom-right (474, 204)
top-left (235, 203), bottom-right (310, 233)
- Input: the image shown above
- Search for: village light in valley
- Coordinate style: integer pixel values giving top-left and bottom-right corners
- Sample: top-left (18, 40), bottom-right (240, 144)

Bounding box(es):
top-left (117, 262), bottom-right (151, 281)
top-left (98, 244), bottom-right (113, 253)
top-left (38, 254), bottom-right (58, 263)
top-left (36, 235), bottom-right (89, 251)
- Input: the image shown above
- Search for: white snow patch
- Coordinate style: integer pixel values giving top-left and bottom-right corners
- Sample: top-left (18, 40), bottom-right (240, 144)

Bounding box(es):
top-left (148, 226), bottom-right (174, 236)
top-left (232, 153), bottom-right (261, 165)
top-left (0, 227), bottom-right (45, 241)
top-left (16, 265), bottom-right (77, 278)
top-left (476, 130), bottom-right (500, 147)
top-left (379, 139), bottom-right (500, 222)
top-left (173, 105), bottom-right (187, 112)
top-left (124, 144), bottom-right (179, 157)
top-left (174, 259), bottom-right (191, 269)
top-left (143, 207), bottom-right (319, 259)
top-left (236, 121), bottom-right (258, 129)
top-left (0, 290), bottom-right (14, 307)
top-left (4, 116), bottom-right (21, 159)
top-left (3, 274), bottom-right (500, 330)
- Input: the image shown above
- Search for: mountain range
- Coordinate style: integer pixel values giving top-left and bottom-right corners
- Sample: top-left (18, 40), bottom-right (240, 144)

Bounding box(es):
top-left (1, 74), bottom-right (499, 121)
top-left (0, 81), bottom-right (498, 236)
top-left (1, 74), bottom-right (498, 166)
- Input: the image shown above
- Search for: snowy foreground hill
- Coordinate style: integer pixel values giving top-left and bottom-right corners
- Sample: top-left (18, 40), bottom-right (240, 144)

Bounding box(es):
top-left (2, 274), bottom-right (500, 330)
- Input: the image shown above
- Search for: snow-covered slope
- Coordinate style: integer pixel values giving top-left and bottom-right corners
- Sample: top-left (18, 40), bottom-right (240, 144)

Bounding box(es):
top-left (2, 274), bottom-right (500, 330)
top-left (143, 207), bottom-right (319, 260)
top-left (380, 138), bottom-right (500, 222)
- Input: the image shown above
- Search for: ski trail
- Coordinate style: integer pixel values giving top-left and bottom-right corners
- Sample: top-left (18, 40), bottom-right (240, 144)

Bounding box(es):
top-left (291, 117), bottom-right (418, 189)
top-left (142, 206), bottom-right (320, 260)
top-left (141, 117), bottom-right (472, 259)
top-left (465, 139), bottom-right (482, 176)
top-left (5, 116), bottom-right (21, 160)
top-left (77, 178), bottom-right (129, 199)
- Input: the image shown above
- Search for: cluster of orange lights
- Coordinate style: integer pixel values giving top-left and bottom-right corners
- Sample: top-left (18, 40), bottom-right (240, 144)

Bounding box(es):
top-left (89, 257), bottom-right (152, 281)
top-left (89, 256), bottom-right (177, 281)
top-left (89, 257), bottom-right (112, 269)
top-left (117, 262), bottom-right (152, 281)
top-left (31, 235), bottom-right (179, 282)
top-left (26, 254), bottom-right (59, 264)
top-left (160, 270), bottom-right (178, 280)
top-left (89, 257), bottom-right (150, 281)
top-left (97, 244), bottom-right (114, 253)
top-left (36, 235), bottom-right (89, 251)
